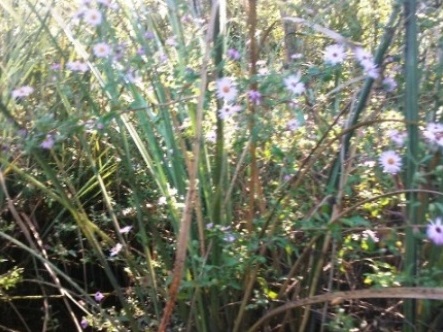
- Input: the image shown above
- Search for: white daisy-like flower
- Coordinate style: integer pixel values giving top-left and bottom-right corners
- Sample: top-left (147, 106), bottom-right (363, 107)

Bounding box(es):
top-left (12, 85), bottom-right (34, 99)
top-left (83, 8), bottom-right (102, 26)
top-left (66, 60), bottom-right (89, 72)
top-left (387, 129), bottom-right (407, 147)
top-left (362, 230), bottom-right (379, 243)
top-left (110, 243), bottom-right (123, 257)
top-left (119, 226), bottom-right (133, 234)
top-left (427, 218), bottom-right (443, 246)
top-left (290, 53), bottom-right (303, 60)
top-left (284, 72), bottom-right (305, 95)
top-left (361, 59), bottom-right (380, 79)
top-left (165, 37), bottom-right (177, 47)
top-left (379, 150), bottom-right (402, 174)
top-left (218, 104), bottom-right (241, 120)
top-left (382, 77), bottom-right (397, 92)
top-left (287, 119), bottom-right (300, 131)
top-left (323, 44), bottom-right (346, 65)
top-left (423, 123), bottom-right (443, 147)
top-left (353, 47), bottom-right (374, 64)
top-left (124, 70), bottom-right (141, 84)
top-left (206, 130), bottom-right (216, 143)
top-left (93, 42), bottom-right (112, 58)
top-left (216, 77), bottom-right (238, 102)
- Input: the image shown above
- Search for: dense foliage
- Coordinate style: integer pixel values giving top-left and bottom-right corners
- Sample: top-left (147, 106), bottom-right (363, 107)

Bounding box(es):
top-left (1, 0), bottom-right (443, 331)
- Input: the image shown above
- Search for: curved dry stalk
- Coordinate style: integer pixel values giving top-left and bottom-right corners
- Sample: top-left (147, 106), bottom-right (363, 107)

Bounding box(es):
top-left (331, 189), bottom-right (443, 224)
top-left (248, 287), bottom-right (443, 332)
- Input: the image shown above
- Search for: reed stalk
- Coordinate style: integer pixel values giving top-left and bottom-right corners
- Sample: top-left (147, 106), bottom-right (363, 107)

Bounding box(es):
top-left (403, 0), bottom-right (420, 330)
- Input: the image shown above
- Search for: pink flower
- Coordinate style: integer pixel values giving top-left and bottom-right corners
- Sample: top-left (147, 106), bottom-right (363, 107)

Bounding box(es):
top-left (427, 218), bottom-right (443, 245)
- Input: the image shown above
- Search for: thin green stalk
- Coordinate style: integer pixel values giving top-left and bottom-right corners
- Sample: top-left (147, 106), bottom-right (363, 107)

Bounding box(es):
top-left (327, 2), bottom-right (401, 192)
top-left (205, 1), bottom-right (227, 330)
top-left (403, 0), bottom-right (420, 330)
top-left (212, 0), bottom-right (227, 227)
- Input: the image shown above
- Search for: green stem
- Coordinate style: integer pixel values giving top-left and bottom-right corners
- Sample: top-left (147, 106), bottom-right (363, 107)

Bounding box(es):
top-left (403, 0), bottom-right (420, 330)
top-left (327, 2), bottom-right (401, 193)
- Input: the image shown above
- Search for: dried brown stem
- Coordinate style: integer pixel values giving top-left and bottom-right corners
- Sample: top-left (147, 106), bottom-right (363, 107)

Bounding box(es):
top-left (249, 287), bottom-right (443, 332)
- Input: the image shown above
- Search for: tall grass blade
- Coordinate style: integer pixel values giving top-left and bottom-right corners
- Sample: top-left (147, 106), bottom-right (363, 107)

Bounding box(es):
top-left (403, 0), bottom-right (420, 330)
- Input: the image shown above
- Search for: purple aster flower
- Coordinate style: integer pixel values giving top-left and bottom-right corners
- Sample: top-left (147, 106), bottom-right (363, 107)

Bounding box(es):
top-left (94, 291), bottom-right (105, 302)
top-left (80, 317), bottom-right (89, 329)
top-left (223, 231), bottom-right (236, 243)
top-left (50, 63), bottom-right (61, 70)
top-left (136, 47), bottom-right (145, 56)
top-left (227, 48), bottom-right (241, 61)
top-left (40, 135), bottom-right (55, 150)
top-left (144, 31), bottom-right (155, 39)
top-left (247, 90), bottom-right (262, 105)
